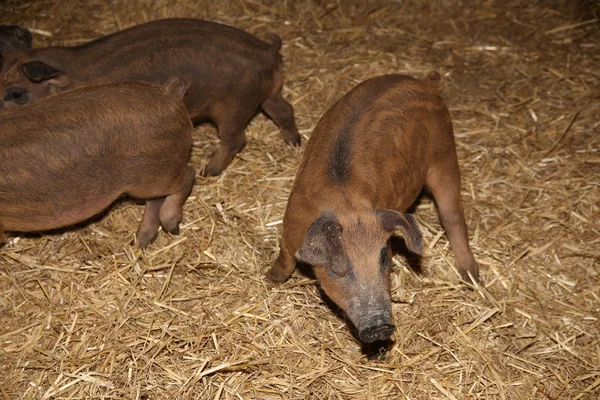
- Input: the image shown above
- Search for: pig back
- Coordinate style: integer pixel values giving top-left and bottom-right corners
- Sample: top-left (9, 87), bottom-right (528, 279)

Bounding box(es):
top-left (64, 19), bottom-right (281, 114)
top-left (294, 75), bottom-right (447, 211)
top-left (0, 81), bottom-right (192, 231)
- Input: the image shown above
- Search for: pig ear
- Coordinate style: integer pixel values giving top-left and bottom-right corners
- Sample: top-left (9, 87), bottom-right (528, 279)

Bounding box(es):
top-left (0, 25), bottom-right (33, 50)
top-left (22, 61), bottom-right (63, 83)
top-left (376, 210), bottom-right (424, 255)
top-left (296, 213), bottom-right (349, 277)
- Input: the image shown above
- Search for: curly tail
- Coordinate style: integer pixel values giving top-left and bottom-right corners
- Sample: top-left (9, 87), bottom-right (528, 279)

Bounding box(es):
top-left (164, 77), bottom-right (189, 98)
top-left (264, 33), bottom-right (282, 52)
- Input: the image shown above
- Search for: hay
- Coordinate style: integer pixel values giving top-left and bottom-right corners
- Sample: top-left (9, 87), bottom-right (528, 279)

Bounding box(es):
top-left (1, 0), bottom-right (599, 398)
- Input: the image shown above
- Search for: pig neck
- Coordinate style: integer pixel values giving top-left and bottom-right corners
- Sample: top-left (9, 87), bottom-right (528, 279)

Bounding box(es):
top-left (29, 46), bottom-right (121, 84)
top-left (29, 47), bottom-right (88, 83)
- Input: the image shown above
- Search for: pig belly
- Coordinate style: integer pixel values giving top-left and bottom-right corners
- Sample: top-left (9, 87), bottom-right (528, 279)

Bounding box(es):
top-left (1, 189), bottom-right (124, 233)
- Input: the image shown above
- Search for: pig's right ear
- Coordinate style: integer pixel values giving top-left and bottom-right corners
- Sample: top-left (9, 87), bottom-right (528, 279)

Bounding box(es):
top-left (296, 213), bottom-right (349, 277)
top-left (376, 210), bottom-right (424, 255)
top-left (22, 61), bottom-right (63, 83)
top-left (0, 25), bottom-right (33, 50)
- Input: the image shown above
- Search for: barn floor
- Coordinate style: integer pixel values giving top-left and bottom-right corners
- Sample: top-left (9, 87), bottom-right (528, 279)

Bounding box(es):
top-left (1, 0), bottom-right (599, 399)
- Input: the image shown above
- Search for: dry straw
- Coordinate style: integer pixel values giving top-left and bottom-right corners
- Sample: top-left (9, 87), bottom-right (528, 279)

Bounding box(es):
top-left (1, 0), bottom-right (599, 399)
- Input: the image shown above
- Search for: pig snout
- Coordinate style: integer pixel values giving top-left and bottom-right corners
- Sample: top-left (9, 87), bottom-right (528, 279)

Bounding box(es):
top-left (355, 311), bottom-right (395, 343)
top-left (345, 283), bottom-right (395, 343)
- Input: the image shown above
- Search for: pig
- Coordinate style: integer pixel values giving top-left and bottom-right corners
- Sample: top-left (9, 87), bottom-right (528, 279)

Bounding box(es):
top-left (266, 73), bottom-right (480, 344)
top-left (0, 79), bottom-right (196, 248)
top-left (0, 18), bottom-right (300, 176)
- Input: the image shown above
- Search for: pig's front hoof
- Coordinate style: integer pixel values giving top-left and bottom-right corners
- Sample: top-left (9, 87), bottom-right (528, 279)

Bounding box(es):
top-left (457, 260), bottom-right (480, 285)
top-left (136, 231), bottom-right (158, 249)
top-left (285, 133), bottom-right (301, 147)
top-left (161, 220), bottom-right (180, 235)
top-left (201, 165), bottom-right (223, 177)
top-left (265, 267), bottom-right (289, 284)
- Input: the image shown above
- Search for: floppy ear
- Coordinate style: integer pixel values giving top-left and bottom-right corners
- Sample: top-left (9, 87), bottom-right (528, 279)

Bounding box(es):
top-left (376, 209), bottom-right (424, 255)
top-left (0, 25), bottom-right (33, 50)
top-left (296, 213), bottom-right (349, 277)
top-left (22, 61), bottom-right (63, 83)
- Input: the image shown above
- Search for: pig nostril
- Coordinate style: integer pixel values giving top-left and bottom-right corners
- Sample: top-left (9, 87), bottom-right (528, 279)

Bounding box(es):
top-left (359, 323), bottom-right (395, 343)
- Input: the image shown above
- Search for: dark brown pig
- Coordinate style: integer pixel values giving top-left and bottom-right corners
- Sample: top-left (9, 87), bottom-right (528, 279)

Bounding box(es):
top-left (267, 73), bottom-right (480, 344)
top-left (0, 79), bottom-right (196, 247)
top-left (0, 19), bottom-right (300, 175)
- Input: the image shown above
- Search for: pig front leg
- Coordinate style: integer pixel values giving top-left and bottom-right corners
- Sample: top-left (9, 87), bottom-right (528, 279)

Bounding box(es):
top-left (159, 165), bottom-right (196, 234)
top-left (261, 90), bottom-right (301, 146)
top-left (266, 240), bottom-right (296, 283)
top-left (0, 222), bottom-right (5, 244)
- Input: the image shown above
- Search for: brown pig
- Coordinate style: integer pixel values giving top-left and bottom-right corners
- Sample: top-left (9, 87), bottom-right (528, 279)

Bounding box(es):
top-left (267, 73), bottom-right (480, 343)
top-left (0, 19), bottom-right (300, 176)
top-left (0, 79), bottom-right (196, 248)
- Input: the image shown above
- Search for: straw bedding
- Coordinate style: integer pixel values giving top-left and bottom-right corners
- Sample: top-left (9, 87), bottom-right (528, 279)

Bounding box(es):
top-left (0, 0), bottom-right (598, 398)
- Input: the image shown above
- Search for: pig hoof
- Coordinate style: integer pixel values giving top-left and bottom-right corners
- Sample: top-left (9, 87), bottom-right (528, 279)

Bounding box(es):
top-left (286, 135), bottom-right (301, 147)
top-left (136, 231), bottom-right (158, 248)
top-left (457, 261), bottom-right (480, 284)
top-left (164, 224), bottom-right (180, 235)
top-left (201, 165), bottom-right (223, 177)
top-left (265, 268), bottom-right (289, 284)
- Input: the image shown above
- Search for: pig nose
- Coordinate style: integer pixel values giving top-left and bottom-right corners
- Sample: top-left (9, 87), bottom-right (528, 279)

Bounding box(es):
top-left (358, 315), bottom-right (395, 343)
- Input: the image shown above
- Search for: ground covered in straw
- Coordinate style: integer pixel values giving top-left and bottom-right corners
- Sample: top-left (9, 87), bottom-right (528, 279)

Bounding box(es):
top-left (1, 0), bottom-right (599, 399)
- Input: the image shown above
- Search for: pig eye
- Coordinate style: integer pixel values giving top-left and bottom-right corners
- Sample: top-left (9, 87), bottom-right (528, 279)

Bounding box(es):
top-left (379, 247), bottom-right (390, 271)
top-left (5, 87), bottom-right (28, 104)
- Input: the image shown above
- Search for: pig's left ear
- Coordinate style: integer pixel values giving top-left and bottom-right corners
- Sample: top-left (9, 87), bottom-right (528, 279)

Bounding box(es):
top-left (376, 210), bottom-right (424, 255)
top-left (22, 61), bottom-right (63, 83)
top-left (296, 213), bottom-right (349, 277)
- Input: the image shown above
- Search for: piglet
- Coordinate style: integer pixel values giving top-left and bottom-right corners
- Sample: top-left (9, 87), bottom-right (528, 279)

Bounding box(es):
top-left (0, 79), bottom-right (196, 248)
top-left (0, 18), bottom-right (300, 175)
top-left (267, 73), bottom-right (480, 343)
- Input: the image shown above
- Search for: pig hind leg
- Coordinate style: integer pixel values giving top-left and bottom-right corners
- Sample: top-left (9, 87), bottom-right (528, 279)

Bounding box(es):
top-left (426, 143), bottom-right (480, 283)
top-left (261, 89), bottom-right (301, 146)
top-left (159, 165), bottom-right (196, 234)
top-left (136, 198), bottom-right (165, 248)
top-left (203, 107), bottom-right (254, 176)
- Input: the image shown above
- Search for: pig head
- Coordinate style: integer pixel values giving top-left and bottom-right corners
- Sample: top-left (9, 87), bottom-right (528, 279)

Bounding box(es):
top-left (296, 210), bottom-right (423, 343)
top-left (0, 26), bottom-right (68, 109)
